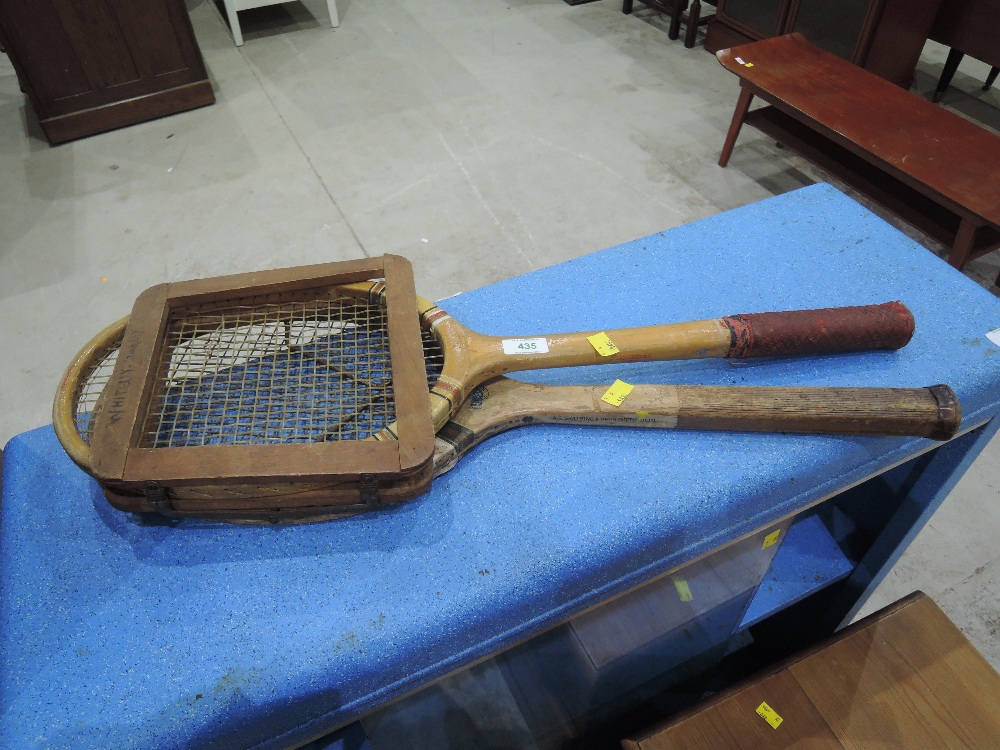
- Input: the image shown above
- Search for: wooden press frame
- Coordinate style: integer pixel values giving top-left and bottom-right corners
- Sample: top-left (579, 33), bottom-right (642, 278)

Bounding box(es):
top-left (88, 255), bottom-right (434, 488)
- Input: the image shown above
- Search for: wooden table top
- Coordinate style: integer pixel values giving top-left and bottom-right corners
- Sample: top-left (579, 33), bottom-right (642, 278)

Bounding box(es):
top-left (625, 591), bottom-right (1000, 749)
top-left (716, 33), bottom-right (1000, 227)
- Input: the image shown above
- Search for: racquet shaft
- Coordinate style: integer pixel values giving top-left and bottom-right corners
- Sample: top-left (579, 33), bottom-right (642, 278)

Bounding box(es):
top-left (471, 302), bottom-right (915, 381)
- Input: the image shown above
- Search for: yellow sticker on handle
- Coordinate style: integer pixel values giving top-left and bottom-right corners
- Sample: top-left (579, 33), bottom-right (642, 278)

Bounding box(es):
top-left (601, 380), bottom-right (634, 407)
top-left (756, 701), bottom-right (783, 729)
top-left (587, 332), bottom-right (620, 356)
top-left (672, 576), bottom-right (693, 602)
top-left (762, 529), bottom-right (781, 550)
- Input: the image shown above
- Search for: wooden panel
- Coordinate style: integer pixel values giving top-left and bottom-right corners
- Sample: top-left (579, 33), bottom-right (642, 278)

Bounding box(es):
top-left (715, 0), bottom-right (791, 39)
top-left (625, 593), bottom-right (1000, 749)
top-left (790, 597), bottom-right (1000, 748)
top-left (705, 15), bottom-right (754, 52)
top-left (930, 0), bottom-right (1000, 69)
top-left (40, 80), bottom-right (215, 145)
top-left (626, 670), bottom-right (844, 748)
top-left (383, 255), bottom-right (436, 474)
top-left (121, 441), bottom-right (402, 484)
top-left (707, 0), bottom-right (939, 85)
top-left (0, 0), bottom-right (92, 102)
top-left (51, 0), bottom-right (141, 90)
top-left (164, 257), bottom-right (386, 304)
top-left (90, 284), bottom-right (172, 482)
top-left (0, 0), bottom-right (212, 142)
top-left (857, 0), bottom-right (942, 86)
top-left (110, 0), bottom-right (189, 78)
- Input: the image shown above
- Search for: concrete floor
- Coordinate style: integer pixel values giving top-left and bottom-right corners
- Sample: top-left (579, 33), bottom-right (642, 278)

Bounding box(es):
top-left (2, 0), bottom-right (999, 697)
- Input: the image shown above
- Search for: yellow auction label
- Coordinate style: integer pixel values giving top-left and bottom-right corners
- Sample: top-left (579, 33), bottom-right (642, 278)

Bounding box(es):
top-left (672, 576), bottom-right (693, 602)
top-left (762, 529), bottom-right (781, 550)
top-left (601, 380), bottom-right (634, 407)
top-left (587, 332), bottom-right (620, 356)
top-left (756, 701), bottom-right (783, 729)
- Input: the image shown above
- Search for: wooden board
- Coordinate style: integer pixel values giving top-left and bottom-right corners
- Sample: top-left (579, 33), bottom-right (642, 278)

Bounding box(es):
top-left (625, 592), bottom-right (1000, 748)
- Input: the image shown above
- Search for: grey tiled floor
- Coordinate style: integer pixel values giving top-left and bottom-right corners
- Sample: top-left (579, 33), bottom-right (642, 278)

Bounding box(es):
top-left (2, 0), bottom-right (999, 690)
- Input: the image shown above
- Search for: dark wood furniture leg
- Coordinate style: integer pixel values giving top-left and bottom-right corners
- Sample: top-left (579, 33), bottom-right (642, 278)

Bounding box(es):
top-left (949, 218), bottom-right (978, 270)
top-left (985, 67), bottom-right (999, 90)
top-left (950, 219), bottom-right (1000, 286)
top-left (668, 0), bottom-right (687, 40)
top-left (622, 0), bottom-right (633, 14)
top-left (934, 48), bottom-right (965, 103)
top-left (719, 86), bottom-right (754, 167)
top-left (684, 1), bottom-right (702, 48)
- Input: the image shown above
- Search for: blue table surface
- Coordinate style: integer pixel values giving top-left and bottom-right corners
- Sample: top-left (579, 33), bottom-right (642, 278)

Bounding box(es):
top-left (4, 184), bottom-right (1000, 750)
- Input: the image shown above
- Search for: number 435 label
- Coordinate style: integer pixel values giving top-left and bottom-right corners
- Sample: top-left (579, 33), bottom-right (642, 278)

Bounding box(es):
top-left (502, 337), bottom-right (549, 355)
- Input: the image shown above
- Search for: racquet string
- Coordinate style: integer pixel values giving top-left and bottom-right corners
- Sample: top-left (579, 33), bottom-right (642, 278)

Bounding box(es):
top-left (421, 326), bottom-right (445, 390)
top-left (140, 293), bottom-right (397, 447)
top-left (70, 292), bottom-right (449, 451)
top-left (74, 339), bottom-right (123, 447)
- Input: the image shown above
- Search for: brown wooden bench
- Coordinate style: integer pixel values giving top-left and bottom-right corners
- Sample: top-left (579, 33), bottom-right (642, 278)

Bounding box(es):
top-left (716, 33), bottom-right (1000, 285)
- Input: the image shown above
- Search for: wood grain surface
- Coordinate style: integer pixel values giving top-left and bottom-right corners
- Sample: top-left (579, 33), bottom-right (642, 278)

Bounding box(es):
top-left (624, 592), bottom-right (1000, 749)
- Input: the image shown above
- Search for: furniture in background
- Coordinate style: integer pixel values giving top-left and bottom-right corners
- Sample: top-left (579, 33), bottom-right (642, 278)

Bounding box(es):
top-left (5, 183), bottom-right (1000, 749)
top-left (622, 0), bottom-right (716, 49)
top-left (0, 0), bottom-right (213, 145)
top-left (718, 34), bottom-right (1000, 284)
top-left (222, 0), bottom-right (338, 46)
top-left (929, 0), bottom-right (1000, 101)
top-left (624, 592), bottom-right (1000, 748)
top-left (934, 53), bottom-right (999, 102)
top-left (704, 0), bottom-right (942, 87)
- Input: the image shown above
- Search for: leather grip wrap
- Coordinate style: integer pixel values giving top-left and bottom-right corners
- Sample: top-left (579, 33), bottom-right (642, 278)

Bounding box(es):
top-left (722, 301), bottom-right (915, 358)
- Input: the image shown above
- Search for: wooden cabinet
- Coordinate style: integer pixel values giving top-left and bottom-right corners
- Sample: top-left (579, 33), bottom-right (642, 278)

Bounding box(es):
top-left (0, 0), bottom-right (214, 144)
top-left (705, 0), bottom-right (942, 87)
top-left (931, 0), bottom-right (1000, 65)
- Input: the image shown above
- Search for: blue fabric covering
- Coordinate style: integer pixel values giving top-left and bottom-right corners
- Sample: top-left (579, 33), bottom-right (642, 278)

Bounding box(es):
top-left (4, 184), bottom-right (1000, 749)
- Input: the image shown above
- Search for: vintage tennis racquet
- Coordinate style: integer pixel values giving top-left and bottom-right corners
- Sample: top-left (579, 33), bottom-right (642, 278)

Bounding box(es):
top-left (53, 258), bottom-right (922, 521)
top-left (431, 376), bottom-right (961, 476)
top-left (350, 280), bottom-right (918, 438)
top-left (54, 317), bottom-right (959, 520)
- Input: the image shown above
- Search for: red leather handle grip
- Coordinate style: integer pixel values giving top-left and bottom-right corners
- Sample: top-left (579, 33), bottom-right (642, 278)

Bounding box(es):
top-left (721, 301), bottom-right (915, 358)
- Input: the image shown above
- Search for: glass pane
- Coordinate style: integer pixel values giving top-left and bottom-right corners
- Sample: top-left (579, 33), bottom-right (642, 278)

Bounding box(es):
top-left (722, 0), bottom-right (786, 37)
top-left (792, 0), bottom-right (870, 60)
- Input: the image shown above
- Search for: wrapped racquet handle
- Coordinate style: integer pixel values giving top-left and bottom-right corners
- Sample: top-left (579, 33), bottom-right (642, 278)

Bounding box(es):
top-left (484, 301), bottom-right (916, 382)
top-left (720, 301), bottom-right (914, 358)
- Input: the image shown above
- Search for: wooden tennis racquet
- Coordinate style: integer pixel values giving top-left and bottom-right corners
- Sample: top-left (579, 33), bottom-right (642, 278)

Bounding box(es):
top-left (54, 316), bottom-right (959, 521)
top-left (350, 281), bottom-right (918, 438)
top-left (53, 257), bottom-right (922, 521)
top-left (431, 376), bottom-right (961, 477)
